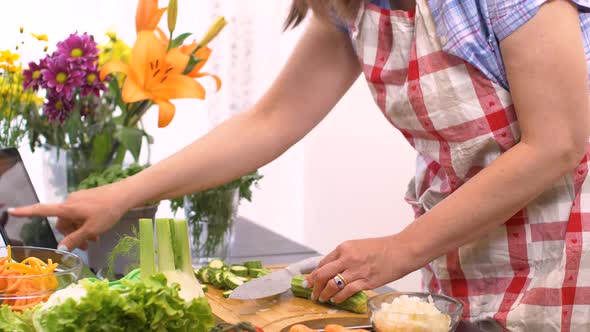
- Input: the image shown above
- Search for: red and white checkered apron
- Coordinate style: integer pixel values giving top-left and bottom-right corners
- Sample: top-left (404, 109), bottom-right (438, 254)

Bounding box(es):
top-left (349, 1), bottom-right (590, 331)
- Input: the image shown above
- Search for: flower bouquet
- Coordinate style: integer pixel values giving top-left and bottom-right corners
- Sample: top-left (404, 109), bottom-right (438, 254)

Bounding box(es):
top-left (17, 0), bottom-right (225, 193)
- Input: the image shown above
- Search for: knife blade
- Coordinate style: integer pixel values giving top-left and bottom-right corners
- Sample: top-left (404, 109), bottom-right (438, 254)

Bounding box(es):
top-left (229, 256), bottom-right (323, 300)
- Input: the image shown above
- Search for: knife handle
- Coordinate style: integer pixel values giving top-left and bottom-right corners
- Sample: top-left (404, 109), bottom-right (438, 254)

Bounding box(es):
top-left (287, 256), bottom-right (324, 275)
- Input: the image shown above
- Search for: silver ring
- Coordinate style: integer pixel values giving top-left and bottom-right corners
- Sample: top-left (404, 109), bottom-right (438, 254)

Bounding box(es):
top-left (333, 273), bottom-right (348, 289)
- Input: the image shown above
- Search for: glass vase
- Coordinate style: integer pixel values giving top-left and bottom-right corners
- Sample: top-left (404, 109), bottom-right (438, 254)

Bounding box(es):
top-left (42, 145), bottom-right (112, 202)
top-left (184, 187), bottom-right (239, 265)
top-left (42, 141), bottom-right (150, 202)
top-left (41, 145), bottom-right (68, 204)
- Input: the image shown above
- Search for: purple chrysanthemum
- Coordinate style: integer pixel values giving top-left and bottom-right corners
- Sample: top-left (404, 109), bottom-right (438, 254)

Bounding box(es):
top-left (22, 57), bottom-right (48, 91)
top-left (56, 32), bottom-right (99, 70)
top-left (40, 57), bottom-right (84, 100)
top-left (44, 91), bottom-right (75, 123)
top-left (80, 66), bottom-right (106, 97)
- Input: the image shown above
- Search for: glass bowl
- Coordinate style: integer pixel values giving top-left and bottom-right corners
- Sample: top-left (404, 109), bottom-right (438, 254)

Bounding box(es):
top-left (0, 246), bottom-right (83, 311)
top-left (368, 292), bottom-right (463, 332)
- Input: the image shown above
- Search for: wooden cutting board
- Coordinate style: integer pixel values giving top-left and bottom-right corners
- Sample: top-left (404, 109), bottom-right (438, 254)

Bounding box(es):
top-left (206, 287), bottom-right (373, 332)
top-left (205, 265), bottom-right (374, 332)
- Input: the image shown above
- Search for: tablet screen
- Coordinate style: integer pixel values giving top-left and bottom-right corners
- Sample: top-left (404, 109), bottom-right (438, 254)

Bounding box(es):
top-left (0, 148), bottom-right (58, 248)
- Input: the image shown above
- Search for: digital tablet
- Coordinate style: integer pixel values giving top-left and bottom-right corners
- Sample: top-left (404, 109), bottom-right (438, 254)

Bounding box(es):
top-left (0, 148), bottom-right (58, 248)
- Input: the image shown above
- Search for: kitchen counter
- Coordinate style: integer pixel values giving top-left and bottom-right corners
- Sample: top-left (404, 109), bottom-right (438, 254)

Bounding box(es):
top-left (228, 217), bottom-right (483, 332)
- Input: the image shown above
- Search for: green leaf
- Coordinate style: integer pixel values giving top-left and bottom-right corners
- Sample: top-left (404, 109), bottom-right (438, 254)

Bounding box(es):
top-left (104, 231), bottom-right (140, 279)
top-left (183, 54), bottom-right (203, 75)
top-left (169, 197), bottom-right (184, 215)
top-left (118, 127), bottom-right (144, 161)
top-left (0, 305), bottom-right (36, 332)
top-left (170, 32), bottom-right (192, 49)
top-left (30, 275), bottom-right (214, 332)
top-left (90, 132), bottom-right (113, 167)
top-left (77, 163), bottom-right (149, 191)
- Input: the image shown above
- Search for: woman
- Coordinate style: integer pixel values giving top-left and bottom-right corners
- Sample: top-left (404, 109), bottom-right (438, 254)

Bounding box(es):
top-left (11, 0), bottom-right (590, 330)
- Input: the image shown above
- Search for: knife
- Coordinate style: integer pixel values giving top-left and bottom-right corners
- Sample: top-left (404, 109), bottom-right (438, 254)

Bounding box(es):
top-left (229, 256), bottom-right (323, 300)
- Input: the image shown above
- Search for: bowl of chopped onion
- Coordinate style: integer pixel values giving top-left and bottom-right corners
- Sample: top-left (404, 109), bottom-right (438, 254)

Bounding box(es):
top-left (0, 246), bottom-right (83, 311)
top-left (368, 292), bottom-right (463, 332)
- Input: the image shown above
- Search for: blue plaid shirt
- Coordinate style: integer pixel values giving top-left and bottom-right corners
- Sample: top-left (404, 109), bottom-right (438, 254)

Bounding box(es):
top-left (339, 0), bottom-right (590, 90)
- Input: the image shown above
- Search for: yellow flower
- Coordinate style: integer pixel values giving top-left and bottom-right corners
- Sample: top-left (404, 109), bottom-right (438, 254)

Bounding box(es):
top-left (31, 33), bottom-right (48, 41)
top-left (7, 65), bottom-right (19, 73)
top-left (99, 34), bottom-right (132, 87)
top-left (99, 31), bottom-right (132, 70)
top-left (0, 63), bottom-right (18, 73)
top-left (0, 50), bottom-right (20, 65)
top-left (106, 30), bottom-right (118, 41)
top-left (27, 94), bottom-right (44, 106)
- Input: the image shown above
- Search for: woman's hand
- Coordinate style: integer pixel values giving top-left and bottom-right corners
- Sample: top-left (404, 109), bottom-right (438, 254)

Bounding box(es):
top-left (306, 235), bottom-right (416, 304)
top-left (9, 183), bottom-right (130, 251)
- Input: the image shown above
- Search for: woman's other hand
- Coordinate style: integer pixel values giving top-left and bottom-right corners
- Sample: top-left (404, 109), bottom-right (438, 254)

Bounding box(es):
top-left (9, 183), bottom-right (129, 251)
top-left (306, 236), bottom-right (416, 303)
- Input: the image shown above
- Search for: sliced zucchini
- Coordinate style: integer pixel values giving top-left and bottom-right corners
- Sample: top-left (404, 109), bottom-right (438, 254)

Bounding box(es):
top-left (249, 268), bottom-right (272, 278)
top-left (212, 270), bottom-right (225, 289)
top-left (199, 268), bottom-right (211, 284)
top-left (208, 259), bottom-right (225, 269)
top-left (230, 265), bottom-right (249, 277)
top-left (222, 290), bottom-right (233, 299)
top-left (236, 276), bottom-right (250, 283)
top-left (206, 269), bottom-right (218, 285)
top-left (243, 260), bottom-right (263, 270)
top-left (291, 275), bottom-right (368, 313)
top-left (224, 276), bottom-right (244, 290)
top-left (220, 271), bottom-right (232, 283)
top-left (195, 267), bottom-right (207, 283)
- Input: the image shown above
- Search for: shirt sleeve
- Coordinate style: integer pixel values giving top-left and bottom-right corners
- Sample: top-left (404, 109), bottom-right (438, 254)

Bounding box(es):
top-left (489, 0), bottom-right (590, 41)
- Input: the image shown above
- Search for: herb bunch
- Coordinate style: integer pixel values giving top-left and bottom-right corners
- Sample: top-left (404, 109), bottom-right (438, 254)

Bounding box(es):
top-left (170, 171), bottom-right (262, 258)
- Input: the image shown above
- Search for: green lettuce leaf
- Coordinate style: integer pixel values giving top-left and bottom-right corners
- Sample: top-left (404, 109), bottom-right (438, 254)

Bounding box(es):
top-left (32, 274), bottom-right (214, 332)
top-left (0, 305), bottom-right (36, 332)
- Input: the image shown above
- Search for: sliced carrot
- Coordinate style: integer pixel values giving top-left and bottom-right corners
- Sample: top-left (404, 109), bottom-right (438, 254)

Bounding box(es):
top-left (324, 325), bottom-right (348, 332)
top-left (0, 245), bottom-right (59, 311)
top-left (289, 324), bottom-right (317, 332)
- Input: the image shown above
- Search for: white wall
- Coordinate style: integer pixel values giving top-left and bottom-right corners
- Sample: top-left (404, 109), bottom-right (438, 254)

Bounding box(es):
top-left (3, 0), bottom-right (421, 291)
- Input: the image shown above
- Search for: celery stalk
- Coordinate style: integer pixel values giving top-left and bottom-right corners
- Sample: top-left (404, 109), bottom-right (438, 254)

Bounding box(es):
top-left (139, 218), bottom-right (204, 300)
top-left (170, 219), bottom-right (181, 269)
top-left (155, 218), bottom-right (175, 272)
top-left (139, 218), bottom-right (156, 280)
top-left (173, 219), bottom-right (193, 274)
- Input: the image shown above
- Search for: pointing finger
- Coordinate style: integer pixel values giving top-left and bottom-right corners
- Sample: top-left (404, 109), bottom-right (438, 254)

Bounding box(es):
top-left (9, 203), bottom-right (66, 218)
top-left (59, 227), bottom-right (92, 252)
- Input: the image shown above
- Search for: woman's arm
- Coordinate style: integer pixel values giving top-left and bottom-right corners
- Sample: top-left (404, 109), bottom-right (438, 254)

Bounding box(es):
top-left (310, 0), bottom-right (590, 302)
top-left (12, 15), bottom-right (361, 250)
top-left (125, 15), bottom-right (361, 205)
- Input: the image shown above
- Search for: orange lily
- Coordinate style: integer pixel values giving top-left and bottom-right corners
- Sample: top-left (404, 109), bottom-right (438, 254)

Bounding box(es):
top-left (153, 30), bottom-right (222, 90)
top-left (136, 0), bottom-right (167, 32)
top-left (100, 31), bottom-right (205, 128)
top-left (180, 41), bottom-right (222, 90)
